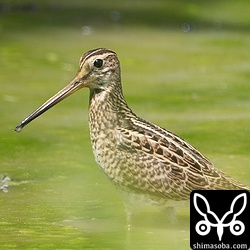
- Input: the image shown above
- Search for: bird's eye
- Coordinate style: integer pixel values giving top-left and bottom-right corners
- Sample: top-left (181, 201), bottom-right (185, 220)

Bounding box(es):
top-left (94, 59), bottom-right (103, 68)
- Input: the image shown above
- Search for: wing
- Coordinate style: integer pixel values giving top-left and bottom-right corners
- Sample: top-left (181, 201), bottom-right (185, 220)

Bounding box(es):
top-left (115, 116), bottom-right (248, 200)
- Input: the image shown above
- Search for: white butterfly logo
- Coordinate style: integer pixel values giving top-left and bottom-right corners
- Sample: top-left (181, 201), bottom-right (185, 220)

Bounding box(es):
top-left (193, 193), bottom-right (247, 241)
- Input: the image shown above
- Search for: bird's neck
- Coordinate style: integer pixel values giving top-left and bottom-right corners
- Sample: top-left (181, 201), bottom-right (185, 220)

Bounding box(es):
top-left (88, 86), bottom-right (133, 130)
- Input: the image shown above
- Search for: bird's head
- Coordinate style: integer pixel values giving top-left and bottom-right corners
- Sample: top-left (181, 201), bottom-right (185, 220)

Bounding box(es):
top-left (15, 48), bottom-right (121, 132)
top-left (77, 48), bottom-right (120, 91)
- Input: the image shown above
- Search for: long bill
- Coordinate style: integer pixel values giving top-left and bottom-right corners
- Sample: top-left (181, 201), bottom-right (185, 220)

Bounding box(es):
top-left (15, 75), bottom-right (84, 132)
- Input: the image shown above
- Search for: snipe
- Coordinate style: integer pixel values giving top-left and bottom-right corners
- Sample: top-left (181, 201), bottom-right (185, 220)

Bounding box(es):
top-left (15, 48), bottom-right (249, 225)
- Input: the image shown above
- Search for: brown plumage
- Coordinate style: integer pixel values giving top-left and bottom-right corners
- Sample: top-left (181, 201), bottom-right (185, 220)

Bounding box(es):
top-left (15, 48), bottom-right (249, 206)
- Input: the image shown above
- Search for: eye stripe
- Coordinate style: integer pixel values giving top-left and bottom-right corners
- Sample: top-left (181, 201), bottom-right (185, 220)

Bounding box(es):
top-left (79, 48), bottom-right (116, 69)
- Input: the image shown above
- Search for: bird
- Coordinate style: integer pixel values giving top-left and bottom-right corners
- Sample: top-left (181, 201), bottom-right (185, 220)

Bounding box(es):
top-left (15, 48), bottom-right (249, 225)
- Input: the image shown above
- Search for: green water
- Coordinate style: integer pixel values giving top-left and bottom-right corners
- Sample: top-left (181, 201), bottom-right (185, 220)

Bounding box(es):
top-left (1, 1), bottom-right (250, 249)
top-left (0, 173), bottom-right (190, 249)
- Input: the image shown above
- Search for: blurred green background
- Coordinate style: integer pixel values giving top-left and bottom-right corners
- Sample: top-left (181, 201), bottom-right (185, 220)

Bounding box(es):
top-left (0, 0), bottom-right (250, 249)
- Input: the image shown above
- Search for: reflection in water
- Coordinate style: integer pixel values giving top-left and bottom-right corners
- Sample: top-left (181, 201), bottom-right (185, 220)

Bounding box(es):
top-left (60, 206), bottom-right (190, 249)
